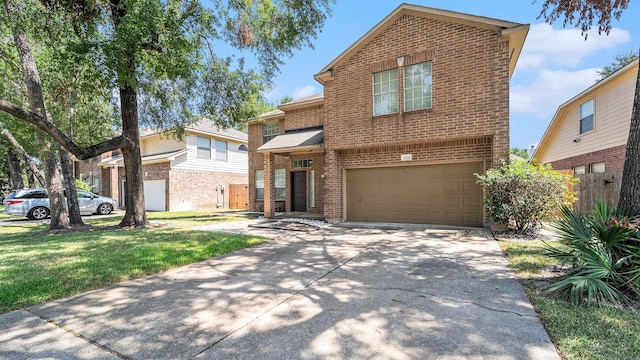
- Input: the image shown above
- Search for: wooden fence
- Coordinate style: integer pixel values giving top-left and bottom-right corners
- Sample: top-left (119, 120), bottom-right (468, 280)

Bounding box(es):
top-left (572, 171), bottom-right (622, 214)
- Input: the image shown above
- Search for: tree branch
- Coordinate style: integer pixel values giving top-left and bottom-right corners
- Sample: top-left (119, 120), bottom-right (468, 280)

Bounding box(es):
top-left (0, 99), bottom-right (125, 159)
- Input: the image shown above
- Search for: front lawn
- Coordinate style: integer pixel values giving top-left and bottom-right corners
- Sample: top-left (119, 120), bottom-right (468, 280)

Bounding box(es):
top-left (0, 211), bottom-right (266, 313)
top-left (499, 239), bottom-right (640, 360)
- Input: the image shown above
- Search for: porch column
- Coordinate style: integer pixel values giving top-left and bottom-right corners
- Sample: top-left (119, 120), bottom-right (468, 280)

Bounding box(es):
top-left (109, 166), bottom-right (119, 202)
top-left (263, 152), bottom-right (276, 218)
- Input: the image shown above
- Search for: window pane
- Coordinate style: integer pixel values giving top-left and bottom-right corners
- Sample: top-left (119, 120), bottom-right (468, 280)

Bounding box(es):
top-left (197, 136), bottom-right (211, 158)
top-left (581, 115), bottom-right (594, 133)
top-left (373, 69), bottom-right (398, 116)
top-left (591, 162), bottom-right (605, 173)
top-left (255, 170), bottom-right (264, 188)
top-left (197, 136), bottom-right (210, 148)
top-left (275, 169), bottom-right (286, 188)
top-left (215, 140), bottom-right (228, 161)
top-left (404, 62), bottom-right (432, 112)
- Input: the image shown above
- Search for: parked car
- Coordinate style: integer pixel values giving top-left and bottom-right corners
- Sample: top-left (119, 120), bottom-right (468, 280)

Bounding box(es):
top-left (4, 188), bottom-right (118, 220)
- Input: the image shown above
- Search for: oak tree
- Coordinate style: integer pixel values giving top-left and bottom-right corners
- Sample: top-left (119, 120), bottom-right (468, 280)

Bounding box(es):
top-left (0, 0), bottom-right (334, 228)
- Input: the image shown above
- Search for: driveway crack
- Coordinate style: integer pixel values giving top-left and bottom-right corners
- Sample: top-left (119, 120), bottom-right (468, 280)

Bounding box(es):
top-left (24, 308), bottom-right (132, 359)
top-left (372, 287), bottom-right (537, 318)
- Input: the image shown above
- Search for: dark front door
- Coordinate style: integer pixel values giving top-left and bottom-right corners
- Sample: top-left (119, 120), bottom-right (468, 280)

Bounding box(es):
top-left (292, 171), bottom-right (306, 212)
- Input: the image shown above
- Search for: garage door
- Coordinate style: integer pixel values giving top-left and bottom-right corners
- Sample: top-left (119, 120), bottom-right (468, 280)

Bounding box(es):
top-left (346, 162), bottom-right (483, 226)
top-left (144, 180), bottom-right (166, 211)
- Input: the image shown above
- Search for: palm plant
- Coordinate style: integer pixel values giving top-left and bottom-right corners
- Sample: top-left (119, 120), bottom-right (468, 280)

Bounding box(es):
top-left (544, 201), bottom-right (640, 306)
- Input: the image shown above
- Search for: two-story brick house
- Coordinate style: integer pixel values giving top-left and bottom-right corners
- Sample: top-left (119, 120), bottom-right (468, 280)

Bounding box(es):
top-left (248, 4), bottom-right (528, 226)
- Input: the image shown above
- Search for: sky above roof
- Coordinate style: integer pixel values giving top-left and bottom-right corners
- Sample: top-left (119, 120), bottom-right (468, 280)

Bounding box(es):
top-left (256, 1), bottom-right (639, 151)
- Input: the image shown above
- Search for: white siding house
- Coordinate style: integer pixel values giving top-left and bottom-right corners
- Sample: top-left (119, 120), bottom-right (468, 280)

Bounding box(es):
top-left (92, 119), bottom-right (249, 211)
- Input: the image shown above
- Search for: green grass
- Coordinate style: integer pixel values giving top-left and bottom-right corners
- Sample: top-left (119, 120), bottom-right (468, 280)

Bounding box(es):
top-left (499, 239), bottom-right (640, 360)
top-left (0, 211), bottom-right (266, 314)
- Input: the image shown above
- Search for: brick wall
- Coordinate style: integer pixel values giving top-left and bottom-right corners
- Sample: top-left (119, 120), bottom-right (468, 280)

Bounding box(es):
top-left (548, 144), bottom-right (626, 172)
top-left (283, 106), bottom-right (324, 131)
top-left (169, 168), bottom-right (248, 211)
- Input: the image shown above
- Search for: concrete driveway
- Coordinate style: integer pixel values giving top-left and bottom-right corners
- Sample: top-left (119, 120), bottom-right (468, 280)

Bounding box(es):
top-left (0, 222), bottom-right (559, 359)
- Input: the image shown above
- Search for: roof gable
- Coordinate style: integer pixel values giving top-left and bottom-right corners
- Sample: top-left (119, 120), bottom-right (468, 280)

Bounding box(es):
top-left (532, 59), bottom-right (639, 162)
top-left (314, 3), bottom-right (528, 83)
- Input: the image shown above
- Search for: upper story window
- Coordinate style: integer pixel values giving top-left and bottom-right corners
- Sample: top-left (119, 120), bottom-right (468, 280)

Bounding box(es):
top-left (404, 62), bottom-right (432, 111)
top-left (263, 122), bottom-right (279, 143)
top-left (373, 69), bottom-right (398, 116)
top-left (215, 140), bottom-right (228, 161)
top-left (580, 99), bottom-right (594, 134)
top-left (197, 136), bottom-right (211, 158)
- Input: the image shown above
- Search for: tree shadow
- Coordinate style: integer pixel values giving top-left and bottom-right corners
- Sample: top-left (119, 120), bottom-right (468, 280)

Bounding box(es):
top-left (10, 226), bottom-right (558, 359)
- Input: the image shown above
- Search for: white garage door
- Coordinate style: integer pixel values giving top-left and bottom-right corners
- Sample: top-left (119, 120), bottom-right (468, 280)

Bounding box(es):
top-left (144, 180), bottom-right (166, 211)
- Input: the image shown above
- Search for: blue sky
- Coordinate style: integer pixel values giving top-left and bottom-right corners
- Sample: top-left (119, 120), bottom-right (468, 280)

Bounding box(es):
top-left (259, 1), bottom-right (640, 150)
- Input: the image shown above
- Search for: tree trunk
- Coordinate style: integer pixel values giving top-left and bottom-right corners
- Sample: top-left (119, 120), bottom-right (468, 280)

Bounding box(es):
top-left (43, 147), bottom-right (70, 229)
top-left (60, 149), bottom-right (84, 226)
top-left (6, 0), bottom-right (69, 229)
top-left (618, 53), bottom-right (640, 215)
top-left (118, 84), bottom-right (149, 228)
top-left (6, 145), bottom-right (24, 190)
top-left (1, 127), bottom-right (45, 186)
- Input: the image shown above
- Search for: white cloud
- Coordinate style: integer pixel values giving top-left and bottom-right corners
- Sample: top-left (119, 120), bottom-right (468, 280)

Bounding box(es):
top-left (292, 85), bottom-right (317, 100)
top-left (517, 23), bottom-right (631, 71)
top-left (263, 86), bottom-right (284, 102)
top-left (511, 68), bottom-right (599, 120)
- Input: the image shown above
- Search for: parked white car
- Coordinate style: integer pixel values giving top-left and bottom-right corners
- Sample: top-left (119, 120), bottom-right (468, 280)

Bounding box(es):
top-left (4, 188), bottom-right (118, 220)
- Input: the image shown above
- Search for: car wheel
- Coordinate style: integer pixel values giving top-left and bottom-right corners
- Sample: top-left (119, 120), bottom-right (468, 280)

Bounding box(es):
top-left (28, 206), bottom-right (49, 220)
top-left (97, 203), bottom-right (113, 215)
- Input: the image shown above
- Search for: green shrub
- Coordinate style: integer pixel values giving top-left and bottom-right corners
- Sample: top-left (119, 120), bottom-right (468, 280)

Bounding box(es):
top-left (544, 201), bottom-right (640, 306)
top-left (476, 159), bottom-right (574, 234)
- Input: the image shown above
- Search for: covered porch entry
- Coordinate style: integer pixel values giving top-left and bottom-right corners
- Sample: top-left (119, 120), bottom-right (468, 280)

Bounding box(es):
top-left (257, 127), bottom-right (324, 218)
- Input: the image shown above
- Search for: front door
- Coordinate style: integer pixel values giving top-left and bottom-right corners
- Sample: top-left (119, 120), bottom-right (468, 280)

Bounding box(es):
top-left (291, 171), bottom-right (306, 212)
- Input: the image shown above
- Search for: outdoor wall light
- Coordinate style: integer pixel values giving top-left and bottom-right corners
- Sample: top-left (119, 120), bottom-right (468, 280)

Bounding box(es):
top-left (573, 137), bottom-right (581, 143)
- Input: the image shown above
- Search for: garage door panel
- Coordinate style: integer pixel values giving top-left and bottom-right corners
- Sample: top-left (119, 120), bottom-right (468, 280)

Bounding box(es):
top-left (346, 163), bottom-right (482, 226)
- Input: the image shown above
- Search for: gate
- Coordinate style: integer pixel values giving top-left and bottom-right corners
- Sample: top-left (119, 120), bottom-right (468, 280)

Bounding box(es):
top-left (229, 184), bottom-right (248, 210)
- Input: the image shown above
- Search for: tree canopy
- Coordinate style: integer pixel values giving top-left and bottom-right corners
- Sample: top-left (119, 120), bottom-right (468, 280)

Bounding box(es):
top-left (596, 50), bottom-right (639, 80)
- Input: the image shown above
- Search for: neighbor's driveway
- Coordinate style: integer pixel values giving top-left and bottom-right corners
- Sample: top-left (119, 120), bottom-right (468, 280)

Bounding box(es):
top-left (0, 222), bottom-right (559, 359)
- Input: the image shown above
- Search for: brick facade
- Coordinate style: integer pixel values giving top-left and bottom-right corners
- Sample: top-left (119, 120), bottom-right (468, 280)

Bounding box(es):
top-left (169, 169), bottom-right (247, 211)
top-left (248, 5), bottom-right (525, 225)
top-left (549, 144), bottom-right (627, 173)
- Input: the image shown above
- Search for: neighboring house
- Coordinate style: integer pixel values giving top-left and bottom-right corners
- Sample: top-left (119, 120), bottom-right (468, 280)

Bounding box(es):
top-left (248, 4), bottom-right (528, 226)
top-left (532, 59), bottom-right (638, 175)
top-left (74, 119), bottom-right (249, 211)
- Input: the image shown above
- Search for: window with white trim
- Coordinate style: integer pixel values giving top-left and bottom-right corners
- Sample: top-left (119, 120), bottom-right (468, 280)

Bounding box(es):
top-left (255, 170), bottom-right (264, 200)
top-left (580, 99), bottom-right (594, 134)
top-left (263, 122), bottom-right (279, 143)
top-left (215, 140), bottom-right (228, 161)
top-left (275, 169), bottom-right (285, 201)
top-left (373, 69), bottom-right (398, 116)
top-left (197, 136), bottom-right (211, 158)
top-left (404, 62), bottom-right (432, 111)
top-left (574, 165), bottom-right (586, 175)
